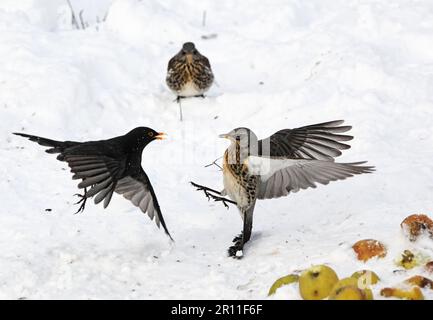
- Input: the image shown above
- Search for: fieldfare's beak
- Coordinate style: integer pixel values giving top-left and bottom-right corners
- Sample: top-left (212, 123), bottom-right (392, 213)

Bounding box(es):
top-left (156, 132), bottom-right (167, 140)
top-left (218, 133), bottom-right (229, 139)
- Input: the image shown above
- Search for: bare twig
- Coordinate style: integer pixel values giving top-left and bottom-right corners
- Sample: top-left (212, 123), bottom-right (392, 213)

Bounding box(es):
top-left (79, 10), bottom-right (86, 30)
top-left (202, 10), bottom-right (207, 27)
top-left (201, 33), bottom-right (218, 40)
top-left (204, 157), bottom-right (223, 170)
top-left (66, 0), bottom-right (80, 29)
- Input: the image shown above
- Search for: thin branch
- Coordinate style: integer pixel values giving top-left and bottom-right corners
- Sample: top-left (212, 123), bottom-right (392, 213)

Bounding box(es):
top-left (79, 10), bottom-right (86, 30)
top-left (202, 10), bottom-right (207, 27)
top-left (66, 0), bottom-right (79, 29)
top-left (204, 157), bottom-right (223, 170)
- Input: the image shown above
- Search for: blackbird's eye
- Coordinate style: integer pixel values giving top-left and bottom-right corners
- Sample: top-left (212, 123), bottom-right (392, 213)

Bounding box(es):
top-left (148, 132), bottom-right (154, 137)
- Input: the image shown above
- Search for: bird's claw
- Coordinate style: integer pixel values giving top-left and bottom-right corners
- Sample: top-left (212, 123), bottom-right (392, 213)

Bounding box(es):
top-left (190, 182), bottom-right (237, 209)
top-left (209, 194), bottom-right (231, 209)
top-left (232, 232), bottom-right (243, 243)
top-left (73, 188), bottom-right (88, 214)
top-left (228, 242), bottom-right (244, 259)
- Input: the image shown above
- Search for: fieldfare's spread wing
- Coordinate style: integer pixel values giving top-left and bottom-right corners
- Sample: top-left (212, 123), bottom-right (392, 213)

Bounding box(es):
top-left (258, 120), bottom-right (353, 160)
top-left (115, 170), bottom-right (173, 240)
top-left (247, 156), bottom-right (374, 200)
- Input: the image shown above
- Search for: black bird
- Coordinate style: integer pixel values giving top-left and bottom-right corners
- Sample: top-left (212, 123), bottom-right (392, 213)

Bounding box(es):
top-left (166, 42), bottom-right (214, 109)
top-left (14, 127), bottom-right (173, 240)
top-left (192, 120), bottom-right (374, 258)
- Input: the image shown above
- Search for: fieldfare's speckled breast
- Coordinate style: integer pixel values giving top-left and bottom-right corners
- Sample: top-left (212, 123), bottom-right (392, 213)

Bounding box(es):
top-left (166, 42), bottom-right (214, 98)
top-left (222, 148), bottom-right (258, 211)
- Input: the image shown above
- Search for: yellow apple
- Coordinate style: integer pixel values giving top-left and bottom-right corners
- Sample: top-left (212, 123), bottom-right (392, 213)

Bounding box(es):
top-left (299, 265), bottom-right (339, 300)
top-left (268, 274), bottom-right (299, 296)
top-left (329, 285), bottom-right (367, 300)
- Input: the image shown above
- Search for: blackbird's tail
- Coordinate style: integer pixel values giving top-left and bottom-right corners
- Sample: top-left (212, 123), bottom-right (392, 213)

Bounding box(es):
top-left (13, 132), bottom-right (79, 155)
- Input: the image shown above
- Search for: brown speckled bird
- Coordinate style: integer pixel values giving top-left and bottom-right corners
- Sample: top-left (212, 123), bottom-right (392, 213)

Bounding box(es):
top-left (166, 42), bottom-right (214, 103)
top-left (192, 120), bottom-right (374, 258)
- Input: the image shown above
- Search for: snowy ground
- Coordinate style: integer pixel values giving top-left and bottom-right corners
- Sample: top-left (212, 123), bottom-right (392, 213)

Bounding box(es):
top-left (1, 0), bottom-right (433, 299)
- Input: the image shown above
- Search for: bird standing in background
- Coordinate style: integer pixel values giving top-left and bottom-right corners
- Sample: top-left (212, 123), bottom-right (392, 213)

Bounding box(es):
top-left (192, 120), bottom-right (374, 258)
top-left (166, 42), bottom-right (214, 120)
top-left (14, 127), bottom-right (173, 240)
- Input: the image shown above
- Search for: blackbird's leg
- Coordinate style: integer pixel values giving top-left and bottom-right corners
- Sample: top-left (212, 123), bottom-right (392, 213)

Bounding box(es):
top-left (73, 187), bottom-right (88, 214)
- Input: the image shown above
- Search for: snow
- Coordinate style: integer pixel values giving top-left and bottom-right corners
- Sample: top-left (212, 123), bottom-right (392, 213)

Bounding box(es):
top-left (1, 0), bottom-right (433, 299)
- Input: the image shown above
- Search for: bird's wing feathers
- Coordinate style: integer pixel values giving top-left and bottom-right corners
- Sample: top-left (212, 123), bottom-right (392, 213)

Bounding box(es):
top-left (201, 56), bottom-right (211, 68)
top-left (167, 56), bottom-right (177, 72)
top-left (66, 154), bottom-right (124, 208)
top-left (15, 132), bottom-right (172, 239)
top-left (247, 156), bottom-right (374, 200)
top-left (114, 170), bottom-right (173, 240)
top-left (258, 120), bottom-right (354, 160)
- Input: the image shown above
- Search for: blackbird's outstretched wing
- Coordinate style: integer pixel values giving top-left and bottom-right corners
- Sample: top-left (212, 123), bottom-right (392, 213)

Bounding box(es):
top-left (13, 132), bottom-right (121, 208)
top-left (258, 120), bottom-right (354, 160)
top-left (14, 132), bottom-right (172, 239)
top-left (115, 169), bottom-right (173, 240)
top-left (66, 153), bottom-right (125, 208)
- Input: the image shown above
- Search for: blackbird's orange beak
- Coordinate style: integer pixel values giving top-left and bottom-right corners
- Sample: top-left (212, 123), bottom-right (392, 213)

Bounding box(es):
top-left (155, 132), bottom-right (166, 140)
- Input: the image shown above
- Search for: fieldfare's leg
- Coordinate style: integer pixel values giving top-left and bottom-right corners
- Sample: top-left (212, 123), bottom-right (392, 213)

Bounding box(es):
top-left (194, 94), bottom-right (205, 99)
top-left (175, 96), bottom-right (184, 121)
top-left (228, 206), bottom-right (254, 259)
top-left (190, 181), bottom-right (223, 196)
top-left (73, 187), bottom-right (88, 214)
top-left (175, 96), bottom-right (186, 103)
top-left (190, 182), bottom-right (237, 209)
top-left (228, 241), bottom-right (244, 258)
top-left (232, 232), bottom-right (243, 243)
top-left (207, 193), bottom-right (237, 209)
top-left (242, 206), bottom-right (254, 244)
